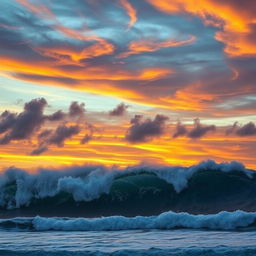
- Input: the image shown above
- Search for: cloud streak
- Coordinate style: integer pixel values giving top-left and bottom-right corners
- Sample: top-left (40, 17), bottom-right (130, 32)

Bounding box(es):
top-left (146, 0), bottom-right (256, 57)
top-left (119, 0), bottom-right (137, 29)
top-left (0, 0), bottom-right (254, 116)
top-left (119, 35), bottom-right (196, 58)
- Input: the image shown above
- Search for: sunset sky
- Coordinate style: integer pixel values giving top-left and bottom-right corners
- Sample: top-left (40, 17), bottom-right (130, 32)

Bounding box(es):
top-left (0, 0), bottom-right (255, 170)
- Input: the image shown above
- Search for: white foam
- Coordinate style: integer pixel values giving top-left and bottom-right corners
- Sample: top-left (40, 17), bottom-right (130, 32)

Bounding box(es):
top-left (0, 160), bottom-right (253, 208)
top-left (32, 210), bottom-right (256, 231)
top-left (57, 168), bottom-right (116, 201)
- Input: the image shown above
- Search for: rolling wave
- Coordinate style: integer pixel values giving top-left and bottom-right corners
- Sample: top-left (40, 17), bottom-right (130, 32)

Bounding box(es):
top-left (0, 160), bottom-right (256, 217)
top-left (0, 210), bottom-right (256, 231)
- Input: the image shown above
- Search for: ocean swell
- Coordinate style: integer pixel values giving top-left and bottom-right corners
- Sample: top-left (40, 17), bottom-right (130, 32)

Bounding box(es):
top-left (32, 210), bottom-right (256, 231)
top-left (0, 160), bottom-right (256, 217)
top-left (0, 210), bottom-right (256, 231)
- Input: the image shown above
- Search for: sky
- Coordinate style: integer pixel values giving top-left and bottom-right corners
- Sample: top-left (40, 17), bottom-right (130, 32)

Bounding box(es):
top-left (0, 0), bottom-right (255, 171)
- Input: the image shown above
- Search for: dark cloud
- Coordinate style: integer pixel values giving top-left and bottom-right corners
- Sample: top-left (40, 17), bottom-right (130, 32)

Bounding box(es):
top-left (47, 110), bottom-right (66, 121)
top-left (31, 124), bottom-right (81, 155)
top-left (81, 123), bottom-right (96, 144)
top-left (172, 121), bottom-right (187, 138)
top-left (236, 122), bottom-right (256, 136)
top-left (81, 134), bottom-right (92, 144)
top-left (49, 124), bottom-right (81, 147)
top-left (31, 146), bottom-right (48, 156)
top-left (225, 122), bottom-right (238, 135)
top-left (188, 118), bottom-right (216, 139)
top-left (225, 121), bottom-right (256, 136)
top-left (32, 122), bottom-right (96, 155)
top-left (38, 129), bottom-right (53, 140)
top-left (31, 129), bottom-right (53, 155)
top-left (125, 114), bottom-right (168, 143)
top-left (69, 102), bottom-right (86, 119)
top-left (0, 99), bottom-right (88, 154)
top-left (109, 103), bottom-right (129, 116)
top-left (0, 111), bottom-right (17, 134)
top-left (47, 101), bottom-right (86, 122)
top-left (0, 98), bottom-right (47, 144)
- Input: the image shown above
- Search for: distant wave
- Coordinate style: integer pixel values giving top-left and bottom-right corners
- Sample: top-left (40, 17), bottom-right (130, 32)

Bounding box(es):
top-left (0, 210), bottom-right (256, 232)
top-left (1, 247), bottom-right (256, 256)
top-left (0, 160), bottom-right (256, 217)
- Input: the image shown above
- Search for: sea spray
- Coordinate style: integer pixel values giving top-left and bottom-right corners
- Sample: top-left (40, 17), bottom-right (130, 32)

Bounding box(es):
top-left (0, 160), bottom-right (254, 210)
top-left (0, 210), bottom-right (256, 231)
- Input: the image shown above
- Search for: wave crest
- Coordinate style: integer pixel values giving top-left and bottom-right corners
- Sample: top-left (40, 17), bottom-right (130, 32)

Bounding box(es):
top-left (0, 210), bottom-right (256, 231)
top-left (0, 160), bottom-right (255, 214)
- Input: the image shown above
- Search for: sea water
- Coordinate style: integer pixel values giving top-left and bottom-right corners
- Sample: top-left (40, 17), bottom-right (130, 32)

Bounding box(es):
top-left (1, 161), bottom-right (256, 255)
top-left (1, 218), bottom-right (256, 256)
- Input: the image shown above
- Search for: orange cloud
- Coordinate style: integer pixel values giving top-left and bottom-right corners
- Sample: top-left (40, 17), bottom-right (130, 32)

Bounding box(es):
top-left (160, 83), bottom-right (217, 111)
top-left (0, 55), bottom-right (173, 81)
top-left (8, 0), bottom-right (255, 115)
top-left (0, 55), bottom-right (175, 107)
top-left (119, 35), bottom-right (196, 57)
top-left (16, 0), bottom-right (55, 19)
top-left (1, 127), bottom-right (256, 170)
top-left (44, 25), bottom-right (116, 61)
top-left (16, 0), bottom-right (115, 59)
top-left (0, 100), bottom-right (256, 170)
top-left (119, 0), bottom-right (137, 29)
top-left (146, 0), bottom-right (256, 57)
top-left (34, 42), bottom-right (114, 64)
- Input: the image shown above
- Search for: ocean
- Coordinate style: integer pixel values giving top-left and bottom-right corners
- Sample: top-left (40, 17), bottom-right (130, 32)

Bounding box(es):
top-left (1, 161), bottom-right (256, 255)
top-left (0, 222), bottom-right (256, 255)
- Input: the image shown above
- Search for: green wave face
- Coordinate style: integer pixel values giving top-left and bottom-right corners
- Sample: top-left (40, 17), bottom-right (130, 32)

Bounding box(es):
top-left (1, 168), bottom-right (256, 218)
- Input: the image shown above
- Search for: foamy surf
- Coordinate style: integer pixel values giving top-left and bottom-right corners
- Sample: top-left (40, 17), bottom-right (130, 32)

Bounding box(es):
top-left (0, 160), bottom-right (254, 209)
top-left (1, 210), bottom-right (256, 231)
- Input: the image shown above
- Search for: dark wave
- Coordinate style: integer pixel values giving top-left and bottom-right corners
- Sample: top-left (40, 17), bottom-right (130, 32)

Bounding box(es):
top-left (0, 160), bottom-right (256, 217)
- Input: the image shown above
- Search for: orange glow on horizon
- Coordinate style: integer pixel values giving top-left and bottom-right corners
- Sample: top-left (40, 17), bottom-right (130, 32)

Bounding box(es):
top-left (0, 126), bottom-right (256, 172)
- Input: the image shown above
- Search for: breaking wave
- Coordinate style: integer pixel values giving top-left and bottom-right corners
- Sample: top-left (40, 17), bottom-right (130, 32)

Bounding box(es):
top-left (0, 210), bottom-right (256, 231)
top-left (0, 160), bottom-right (256, 216)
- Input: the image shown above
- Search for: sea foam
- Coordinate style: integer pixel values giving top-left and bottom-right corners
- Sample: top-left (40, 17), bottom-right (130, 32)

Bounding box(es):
top-left (0, 210), bottom-right (255, 231)
top-left (0, 160), bottom-right (253, 208)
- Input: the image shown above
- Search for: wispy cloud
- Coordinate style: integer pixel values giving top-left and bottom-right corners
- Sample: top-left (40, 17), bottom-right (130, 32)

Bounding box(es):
top-left (119, 0), bottom-right (137, 29)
